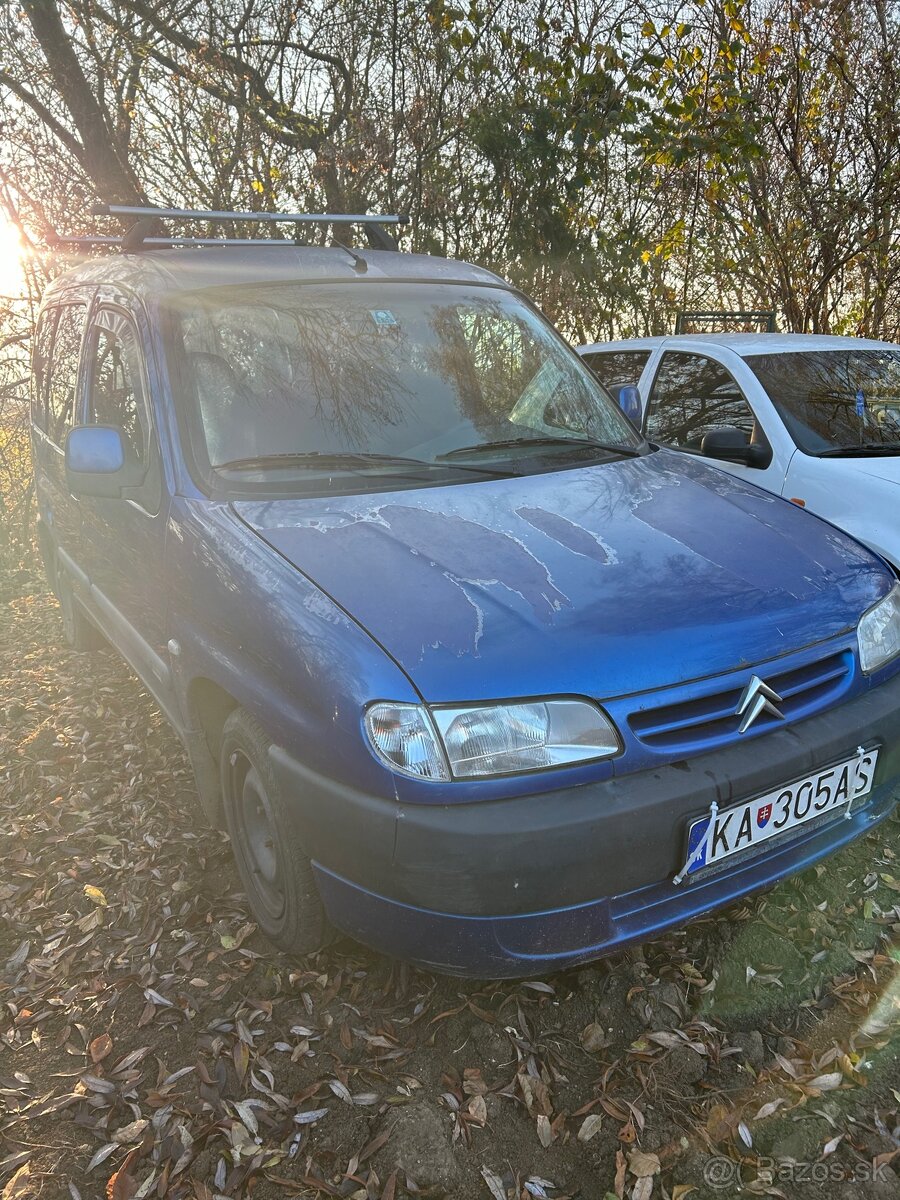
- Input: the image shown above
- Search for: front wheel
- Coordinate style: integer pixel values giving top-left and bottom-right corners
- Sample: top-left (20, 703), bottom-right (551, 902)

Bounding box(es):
top-left (220, 708), bottom-right (330, 956)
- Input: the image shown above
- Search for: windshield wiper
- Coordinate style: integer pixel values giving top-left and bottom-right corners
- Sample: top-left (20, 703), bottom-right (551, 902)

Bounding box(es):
top-left (213, 451), bottom-right (518, 478)
top-left (438, 435), bottom-right (643, 461)
top-left (817, 442), bottom-right (900, 457)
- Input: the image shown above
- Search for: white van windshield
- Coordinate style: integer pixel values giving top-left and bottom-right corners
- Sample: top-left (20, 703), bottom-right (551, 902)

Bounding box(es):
top-left (746, 349), bottom-right (900, 455)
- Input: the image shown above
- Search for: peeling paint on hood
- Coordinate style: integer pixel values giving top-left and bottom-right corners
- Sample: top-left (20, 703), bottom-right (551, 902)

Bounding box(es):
top-left (233, 449), bottom-right (891, 702)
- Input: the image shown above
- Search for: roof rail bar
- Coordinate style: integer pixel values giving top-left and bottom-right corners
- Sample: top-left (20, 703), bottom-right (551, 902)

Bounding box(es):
top-left (90, 203), bottom-right (408, 252)
top-left (92, 204), bottom-right (407, 224)
top-left (48, 234), bottom-right (296, 249)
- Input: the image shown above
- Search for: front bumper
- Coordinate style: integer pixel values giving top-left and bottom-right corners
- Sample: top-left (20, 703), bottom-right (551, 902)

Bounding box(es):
top-left (270, 667), bottom-right (900, 976)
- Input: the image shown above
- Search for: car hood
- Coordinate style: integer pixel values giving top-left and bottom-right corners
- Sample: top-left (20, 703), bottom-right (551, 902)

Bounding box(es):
top-left (843, 454), bottom-right (900, 485)
top-left (233, 450), bottom-right (890, 702)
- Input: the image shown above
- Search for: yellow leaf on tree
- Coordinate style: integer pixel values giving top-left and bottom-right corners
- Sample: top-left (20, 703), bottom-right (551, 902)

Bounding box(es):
top-left (83, 885), bottom-right (108, 906)
top-left (251, 180), bottom-right (265, 194)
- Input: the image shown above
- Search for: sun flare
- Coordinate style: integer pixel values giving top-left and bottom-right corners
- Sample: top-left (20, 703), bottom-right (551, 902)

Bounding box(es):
top-left (0, 215), bottom-right (26, 297)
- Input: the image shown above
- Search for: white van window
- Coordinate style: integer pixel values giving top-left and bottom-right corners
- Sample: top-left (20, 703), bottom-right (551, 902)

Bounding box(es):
top-left (582, 350), bottom-right (651, 395)
top-left (646, 352), bottom-right (756, 450)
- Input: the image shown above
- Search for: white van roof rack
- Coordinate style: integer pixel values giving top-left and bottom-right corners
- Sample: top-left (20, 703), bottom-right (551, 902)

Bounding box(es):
top-left (50, 204), bottom-right (409, 253)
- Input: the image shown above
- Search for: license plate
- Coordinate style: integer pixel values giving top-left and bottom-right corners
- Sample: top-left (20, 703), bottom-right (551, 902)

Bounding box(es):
top-left (684, 748), bottom-right (879, 877)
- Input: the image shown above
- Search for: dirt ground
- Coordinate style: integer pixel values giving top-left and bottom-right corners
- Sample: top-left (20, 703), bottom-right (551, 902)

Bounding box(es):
top-left (1, 574), bottom-right (898, 1200)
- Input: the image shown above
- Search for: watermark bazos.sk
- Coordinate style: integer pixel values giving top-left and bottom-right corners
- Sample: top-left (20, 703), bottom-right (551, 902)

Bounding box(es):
top-left (703, 1154), bottom-right (894, 1190)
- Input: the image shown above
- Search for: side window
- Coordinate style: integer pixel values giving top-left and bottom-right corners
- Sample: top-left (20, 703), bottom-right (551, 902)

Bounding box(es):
top-left (31, 308), bottom-right (57, 432)
top-left (47, 304), bottom-right (87, 446)
top-left (85, 309), bottom-right (160, 514)
top-left (645, 352), bottom-right (757, 451)
top-left (87, 315), bottom-right (148, 464)
top-left (582, 350), bottom-right (651, 396)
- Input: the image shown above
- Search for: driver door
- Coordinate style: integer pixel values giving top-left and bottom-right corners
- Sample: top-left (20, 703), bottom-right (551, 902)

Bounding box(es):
top-left (75, 305), bottom-right (175, 714)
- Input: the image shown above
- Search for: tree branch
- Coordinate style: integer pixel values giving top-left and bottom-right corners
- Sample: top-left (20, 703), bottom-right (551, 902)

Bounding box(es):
top-left (0, 70), bottom-right (86, 163)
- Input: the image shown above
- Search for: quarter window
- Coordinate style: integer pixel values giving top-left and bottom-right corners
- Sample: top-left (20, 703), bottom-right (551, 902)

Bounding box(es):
top-left (46, 304), bottom-right (86, 445)
top-left (645, 352), bottom-right (757, 450)
top-left (581, 350), bottom-right (651, 396)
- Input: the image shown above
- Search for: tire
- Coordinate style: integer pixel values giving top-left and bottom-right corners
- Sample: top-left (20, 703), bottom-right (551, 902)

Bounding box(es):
top-left (220, 708), bottom-right (330, 956)
top-left (56, 558), bottom-right (104, 651)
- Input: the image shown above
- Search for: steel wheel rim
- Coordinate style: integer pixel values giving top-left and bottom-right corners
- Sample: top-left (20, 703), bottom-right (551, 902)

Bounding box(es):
top-left (236, 762), bottom-right (285, 921)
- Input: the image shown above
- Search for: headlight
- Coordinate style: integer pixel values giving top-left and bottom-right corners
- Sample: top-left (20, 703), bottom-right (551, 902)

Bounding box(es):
top-left (365, 698), bottom-right (620, 780)
top-left (858, 583), bottom-right (900, 674)
top-left (433, 699), bottom-right (621, 777)
top-left (365, 703), bottom-right (449, 780)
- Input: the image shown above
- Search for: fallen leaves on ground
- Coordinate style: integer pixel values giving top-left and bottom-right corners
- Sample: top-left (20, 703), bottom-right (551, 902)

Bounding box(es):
top-left (0, 585), bottom-right (898, 1199)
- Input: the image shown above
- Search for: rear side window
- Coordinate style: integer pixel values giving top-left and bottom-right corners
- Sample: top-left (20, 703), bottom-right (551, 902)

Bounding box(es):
top-left (582, 350), bottom-right (651, 395)
top-left (31, 309), bottom-right (57, 432)
top-left (645, 352), bottom-right (756, 450)
top-left (46, 304), bottom-right (87, 446)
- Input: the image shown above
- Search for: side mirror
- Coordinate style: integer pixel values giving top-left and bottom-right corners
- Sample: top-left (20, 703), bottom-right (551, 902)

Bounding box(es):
top-left (701, 426), bottom-right (771, 469)
top-left (65, 425), bottom-right (144, 498)
top-left (617, 385), bottom-right (642, 426)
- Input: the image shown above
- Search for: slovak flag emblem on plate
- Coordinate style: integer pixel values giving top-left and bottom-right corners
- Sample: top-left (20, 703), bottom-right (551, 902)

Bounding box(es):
top-left (757, 802), bottom-right (773, 828)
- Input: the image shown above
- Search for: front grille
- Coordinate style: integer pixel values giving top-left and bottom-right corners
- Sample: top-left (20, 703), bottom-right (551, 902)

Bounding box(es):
top-left (628, 649), bottom-right (853, 754)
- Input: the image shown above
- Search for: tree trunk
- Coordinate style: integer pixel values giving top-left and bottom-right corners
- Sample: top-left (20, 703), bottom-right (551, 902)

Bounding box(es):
top-left (21, 0), bottom-right (145, 205)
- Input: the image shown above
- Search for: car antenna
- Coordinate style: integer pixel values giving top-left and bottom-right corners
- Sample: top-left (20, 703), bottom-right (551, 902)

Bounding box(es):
top-left (330, 237), bottom-right (368, 274)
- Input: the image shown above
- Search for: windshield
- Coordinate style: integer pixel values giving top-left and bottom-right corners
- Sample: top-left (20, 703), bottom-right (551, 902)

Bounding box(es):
top-left (745, 349), bottom-right (900, 454)
top-left (165, 281), bottom-right (642, 491)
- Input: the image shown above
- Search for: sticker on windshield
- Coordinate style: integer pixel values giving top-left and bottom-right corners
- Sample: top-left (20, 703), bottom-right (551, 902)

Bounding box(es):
top-left (369, 309), bottom-right (398, 328)
top-left (856, 389), bottom-right (866, 416)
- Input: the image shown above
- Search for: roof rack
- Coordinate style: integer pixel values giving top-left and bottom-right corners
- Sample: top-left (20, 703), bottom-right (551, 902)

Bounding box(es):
top-left (50, 204), bottom-right (410, 254)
